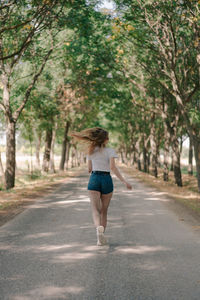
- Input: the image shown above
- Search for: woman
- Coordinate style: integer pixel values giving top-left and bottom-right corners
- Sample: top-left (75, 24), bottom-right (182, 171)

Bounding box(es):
top-left (71, 127), bottom-right (132, 246)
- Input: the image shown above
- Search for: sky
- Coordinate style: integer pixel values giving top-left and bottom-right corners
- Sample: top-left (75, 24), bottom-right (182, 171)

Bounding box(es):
top-left (98, 0), bottom-right (115, 9)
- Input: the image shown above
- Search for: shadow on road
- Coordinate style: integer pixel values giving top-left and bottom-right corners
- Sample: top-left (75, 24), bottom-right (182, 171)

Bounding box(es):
top-left (1, 170), bottom-right (200, 299)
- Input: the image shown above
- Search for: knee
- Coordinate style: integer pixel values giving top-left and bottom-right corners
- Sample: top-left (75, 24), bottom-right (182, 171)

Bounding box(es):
top-left (101, 207), bottom-right (108, 214)
top-left (93, 206), bottom-right (101, 215)
top-left (97, 207), bottom-right (101, 214)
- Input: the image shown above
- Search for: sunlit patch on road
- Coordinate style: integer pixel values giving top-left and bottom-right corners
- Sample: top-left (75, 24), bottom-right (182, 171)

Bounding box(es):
top-left (55, 198), bottom-right (90, 205)
top-left (144, 197), bottom-right (170, 202)
top-left (114, 245), bottom-right (172, 255)
top-left (11, 285), bottom-right (84, 299)
top-left (53, 251), bottom-right (95, 263)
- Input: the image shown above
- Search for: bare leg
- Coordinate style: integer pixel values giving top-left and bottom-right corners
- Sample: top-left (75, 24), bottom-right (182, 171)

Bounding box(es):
top-left (100, 192), bottom-right (113, 231)
top-left (88, 190), bottom-right (102, 227)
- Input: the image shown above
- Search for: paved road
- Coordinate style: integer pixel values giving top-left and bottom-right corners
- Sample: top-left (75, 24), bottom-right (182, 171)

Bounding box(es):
top-left (0, 169), bottom-right (200, 300)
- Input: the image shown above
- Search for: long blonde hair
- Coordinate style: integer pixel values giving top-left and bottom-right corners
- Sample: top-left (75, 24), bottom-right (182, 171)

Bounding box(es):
top-left (70, 127), bottom-right (109, 155)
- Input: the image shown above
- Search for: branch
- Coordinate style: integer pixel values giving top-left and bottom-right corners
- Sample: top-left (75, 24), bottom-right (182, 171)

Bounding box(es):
top-left (0, 2), bottom-right (56, 62)
top-left (0, 102), bottom-right (6, 113)
top-left (137, 59), bottom-right (198, 138)
top-left (185, 84), bottom-right (200, 102)
top-left (11, 72), bottom-right (35, 86)
top-left (0, 18), bottom-right (33, 35)
top-left (169, 19), bottom-right (177, 62)
top-left (10, 15), bottom-right (47, 68)
top-left (0, 41), bottom-right (31, 62)
top-left (13, 47), bottom-right (53, 121)
top-left (129, 78), bottom-right (147, 97)
top-left (144, 7), bottom-right (170, 63)
top-left (0, 2), bottom-right (16, 10)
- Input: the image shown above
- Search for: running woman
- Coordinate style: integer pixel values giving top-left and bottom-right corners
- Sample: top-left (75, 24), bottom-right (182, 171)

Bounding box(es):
top-left (71, 127), bottom-right (132, 246)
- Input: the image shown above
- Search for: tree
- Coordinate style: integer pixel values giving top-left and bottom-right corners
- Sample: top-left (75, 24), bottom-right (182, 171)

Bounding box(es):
top-left (0, 1), bottom-right (74, 188)
top-left (114, 0), bottom-right (200, 190)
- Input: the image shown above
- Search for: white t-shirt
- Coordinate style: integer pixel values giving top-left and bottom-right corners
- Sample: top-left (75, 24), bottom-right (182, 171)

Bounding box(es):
top-left (87, 147), bottom-right (118, 172)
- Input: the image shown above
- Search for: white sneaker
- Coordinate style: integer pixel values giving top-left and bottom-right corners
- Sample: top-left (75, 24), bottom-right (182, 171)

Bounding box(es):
top-left (96, 226), bottom-right (107, 246)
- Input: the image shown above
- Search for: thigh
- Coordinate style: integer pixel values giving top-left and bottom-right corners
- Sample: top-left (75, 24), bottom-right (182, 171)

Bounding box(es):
top-left (88, 190), bottom-right (101, 210)
top-left (101, 192), bottom-right (113, 210)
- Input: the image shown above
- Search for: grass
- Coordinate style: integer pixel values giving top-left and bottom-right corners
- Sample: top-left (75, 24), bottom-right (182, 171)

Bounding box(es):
top-left (120, 164), bottom-right (200, 216)
top-left (181, 165), bottom-right (197, 176)
top-left (0, 166), bottom-right (84, 226)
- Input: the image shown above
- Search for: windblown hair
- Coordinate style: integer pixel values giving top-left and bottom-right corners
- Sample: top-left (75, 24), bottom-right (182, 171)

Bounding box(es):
top-left (70, 127), bottom-right (109, 155)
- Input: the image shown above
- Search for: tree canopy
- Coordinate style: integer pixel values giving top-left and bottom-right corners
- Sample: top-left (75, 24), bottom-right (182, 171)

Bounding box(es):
top-left (0, 0), bottom-right (200, 191)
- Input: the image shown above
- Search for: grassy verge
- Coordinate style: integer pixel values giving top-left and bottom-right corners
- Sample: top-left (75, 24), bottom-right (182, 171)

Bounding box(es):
top-left (0, 166), bottom-right (84, 226)
top-left (120, 164), bottom-right (200, 217)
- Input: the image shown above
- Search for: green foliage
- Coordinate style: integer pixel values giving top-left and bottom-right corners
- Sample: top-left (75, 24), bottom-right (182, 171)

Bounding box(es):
top-left (24, 170), bottom-right (44, 181)
top-left (1, 1), bottom-right (199, 191)
top-left (189, 108), bottom-right (200, 128)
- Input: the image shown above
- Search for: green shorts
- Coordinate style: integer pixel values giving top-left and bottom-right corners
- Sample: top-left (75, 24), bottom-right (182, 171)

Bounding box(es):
top-left (87, 171), bottom-right (113, 194)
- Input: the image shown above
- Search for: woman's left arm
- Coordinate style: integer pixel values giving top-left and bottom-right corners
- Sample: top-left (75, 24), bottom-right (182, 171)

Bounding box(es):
top-left (88, 160), bottom-right (92, 173)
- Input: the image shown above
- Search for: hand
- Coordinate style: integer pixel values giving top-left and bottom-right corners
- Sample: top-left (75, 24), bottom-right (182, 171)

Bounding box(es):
top-left (125, 182), bottom-right (132, 190)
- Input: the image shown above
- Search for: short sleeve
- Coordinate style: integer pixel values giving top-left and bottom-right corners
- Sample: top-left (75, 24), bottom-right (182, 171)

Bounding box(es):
top-left (86, 154), bottom-right (91, 160)
top-left (108, 148), bottom-right (118, 158)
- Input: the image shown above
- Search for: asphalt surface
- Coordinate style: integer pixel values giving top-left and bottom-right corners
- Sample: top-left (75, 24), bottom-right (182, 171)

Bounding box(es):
top-left (0, 168), bottom-right (200, 300)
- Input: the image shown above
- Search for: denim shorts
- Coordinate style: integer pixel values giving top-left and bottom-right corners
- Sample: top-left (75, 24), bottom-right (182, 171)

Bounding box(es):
top-left (88, 171), bottom-right (113, 194)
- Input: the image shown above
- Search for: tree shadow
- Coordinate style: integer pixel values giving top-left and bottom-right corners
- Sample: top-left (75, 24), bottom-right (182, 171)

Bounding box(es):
top-left (1, 171), bottom-right (200, 299)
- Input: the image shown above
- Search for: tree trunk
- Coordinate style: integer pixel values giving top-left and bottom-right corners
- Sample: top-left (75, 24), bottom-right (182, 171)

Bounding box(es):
top-left (172, 139), bottom-right (182, 187)
top-left (193, 138), bottom-right (200, 192)
top-left (188, 137), bottom-right (193, 176)
top-left (137, 157), bottom-right (141, 171)
top-left (163, 123), bottom-right (170, 181)
top-left (30, 140), bottom-right (33, 175)
top-left (125, 149), bottom-right (128, 165)
top-left (71, 147), bottom-right (75, 168)
top-left (5, 119), bottom-right (16, 189)
top-left (60, 121), bottom-right (70, 171)
top-left (179, 136), bottom-right (183, 154)
top-left (75, 147), bottom-right (80, 166)
top-left (35, 131), bottom-right (42, 168)
top-left (143, 146), bottom-right (148, 172)
top-left (143, 133), bottom-right (150, 173)
top-left (150, 120), bottom-right (158, 177)
top-left (132, 151), bottom-right (136, 166)
top-left (120, 151), bottom-right (125, 164)
top-left (170, 153), bottom-right (174, 171)
top-left (65, 141), bottom-right (71, 170)
top-left (2, 72), bottom-right (16, 189)
top-left (50, 123), bottom-right (57, 173)
top-left (42, 127), bottom-right (53, 173)
top-left (148, 152), bottom-right (151, 170)
top-left (135, 139), bottom-right (141, 171)
top-left (0, 151), bottom-right (6, 188)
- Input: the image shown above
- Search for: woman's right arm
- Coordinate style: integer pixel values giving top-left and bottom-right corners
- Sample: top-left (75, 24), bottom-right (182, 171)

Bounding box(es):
top-left (88, 160), bottom-right (92, 173)
top-left (110, 158), bottom-right (132, 189)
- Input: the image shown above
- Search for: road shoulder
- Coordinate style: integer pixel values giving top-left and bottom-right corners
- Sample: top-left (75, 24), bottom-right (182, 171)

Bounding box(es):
top-left (120, 164), bottom-right (200, 231)
top-left (0, 167), bottom-right (84, 227)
